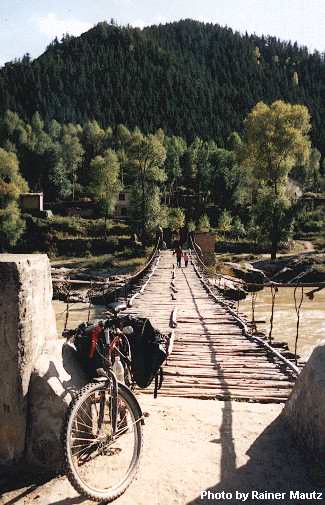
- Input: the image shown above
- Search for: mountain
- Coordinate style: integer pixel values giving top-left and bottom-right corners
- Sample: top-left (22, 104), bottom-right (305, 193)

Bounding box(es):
top-left (1, 19), bottom-right (325, 151)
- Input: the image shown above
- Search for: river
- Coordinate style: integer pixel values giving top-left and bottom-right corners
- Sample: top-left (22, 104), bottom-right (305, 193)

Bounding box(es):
top-left (53, 287), bottom-right (324, 360)
top-left (239, 288), bottom-right (325, 359)
top-left (53, 300), bottom-right (106, 336)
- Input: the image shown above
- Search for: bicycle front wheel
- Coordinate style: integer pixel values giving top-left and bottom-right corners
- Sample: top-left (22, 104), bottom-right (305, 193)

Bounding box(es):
top-left (63, 382), bottom-right (143, 502)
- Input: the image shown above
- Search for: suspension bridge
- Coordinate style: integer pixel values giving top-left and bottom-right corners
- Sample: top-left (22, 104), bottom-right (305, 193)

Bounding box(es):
top-left (56, 239), bottom-right (317, 403)
top-left (121, 249), bottom-right (301, 403)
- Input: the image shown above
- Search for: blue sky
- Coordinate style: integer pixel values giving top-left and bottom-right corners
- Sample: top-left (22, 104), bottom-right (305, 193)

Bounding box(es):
top-left (1, 0), bottom-right (325, 66)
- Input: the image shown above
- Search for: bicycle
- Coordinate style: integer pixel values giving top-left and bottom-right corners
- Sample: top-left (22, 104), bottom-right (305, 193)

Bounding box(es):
top-left (62, 301), bottom-right (144, 502)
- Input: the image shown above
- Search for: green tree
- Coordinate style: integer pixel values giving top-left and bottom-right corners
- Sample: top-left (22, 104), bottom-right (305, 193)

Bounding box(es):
top-left (164, 136), bottom-right (186, 205)
top-left (61, 132), bottom-right (84, 199)
top-left (168, 207), bottom-right (185, 233)
top-left (115, 124), bottom-right (131, 147)
top-left (210, 148), bottom-right (244, 211)
top-left (218, 209), bottom-right (233, 233)
top-left (80, 120), bottom-right (106, 186)
top-left (48, 157), bottom-right (72, 200)
top-left (197, 214), bottom-right (210, 232)
top-left (187, 220), bottom-right (196, 232)
top-left (232, 216), bottom-right (246, 238)
top-left (238, 100), bottom-right (311, 259)
top-left (128, 133), bottom-right (166, 238)
top-left (130, 186), bottom-right (167, 237)
top-left (22, 111), bottom-right (55, 192)
top-left (306, 147), bottom-right (322, 191)
top-left (89, 149), bottom-right (121, 226)
top-left (0, 148), bottom-right (28, 250)
top-left (0, 202), bottom-right (26, 251)
top-left (48, 119), bottom-right (62, 140)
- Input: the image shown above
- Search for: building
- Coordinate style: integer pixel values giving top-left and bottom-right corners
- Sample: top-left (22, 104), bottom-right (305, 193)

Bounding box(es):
top-left (114, 189), bottom-right (130, 219)
top-left (20, 193), bottom-right (44, 212)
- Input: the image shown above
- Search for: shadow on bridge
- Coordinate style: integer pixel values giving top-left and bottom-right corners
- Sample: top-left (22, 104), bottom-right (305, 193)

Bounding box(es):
top-left (181, 268), bottom-right (324, 504)
top-left (181, 269), bottom-right (236, 480)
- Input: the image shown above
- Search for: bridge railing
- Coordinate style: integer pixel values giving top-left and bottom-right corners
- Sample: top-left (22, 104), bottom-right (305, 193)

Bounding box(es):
top-left (190, 236), bottom-right (301, 376)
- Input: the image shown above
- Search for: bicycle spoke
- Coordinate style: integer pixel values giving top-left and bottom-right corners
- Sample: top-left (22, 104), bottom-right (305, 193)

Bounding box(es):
top-left (78, 402), bottom-right (95, 424)
top-left (72, 441), bottom-right (99, 457)
top-left (71, 436), bottom-right (99, 442)
top-left (64, 384), bottom-right (142, 500)
top-left (71, 427), bottom-right (95, 436)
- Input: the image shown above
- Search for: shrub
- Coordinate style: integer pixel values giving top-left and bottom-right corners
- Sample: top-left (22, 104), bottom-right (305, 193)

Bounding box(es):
top-left (197, 214), bottom-right (210, 232)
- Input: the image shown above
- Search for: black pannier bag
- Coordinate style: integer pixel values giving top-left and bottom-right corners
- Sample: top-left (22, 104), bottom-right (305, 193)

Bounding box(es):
top-left (122, 316), bottom-right (169, 390)
top-left (73, 322), bottom-right (106, 380)
top-left (73, 317), bottom-right (170, 394)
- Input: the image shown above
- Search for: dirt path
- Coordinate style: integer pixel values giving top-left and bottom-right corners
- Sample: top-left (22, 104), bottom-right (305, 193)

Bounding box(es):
top-left (1, 395), bottom-right (322, 505)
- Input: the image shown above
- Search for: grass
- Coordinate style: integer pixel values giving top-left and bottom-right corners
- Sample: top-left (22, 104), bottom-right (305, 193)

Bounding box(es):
top-left (24, 213), bottom-right (153, 274)
top-left (51, 245), bottom-right (153, 276)
top-left (112, 256), bottom-right (147, 268)
top-left (26, 214), bottom-right (130, 238)
top-left (51, 254), bottom-right (114, 269)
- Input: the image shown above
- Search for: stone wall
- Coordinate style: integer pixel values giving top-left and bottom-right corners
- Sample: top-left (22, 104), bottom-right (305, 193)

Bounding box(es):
top-left (283, 341), bottom-right (325, 461)
top-left (0, 255), bottom-right (57, 466)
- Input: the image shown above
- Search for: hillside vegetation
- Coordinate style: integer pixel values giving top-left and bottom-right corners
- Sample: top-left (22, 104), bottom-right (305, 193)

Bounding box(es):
top-left (1, 20), bottom-right (325, 151)
top-left (0, 20), bottom-right (324, 258)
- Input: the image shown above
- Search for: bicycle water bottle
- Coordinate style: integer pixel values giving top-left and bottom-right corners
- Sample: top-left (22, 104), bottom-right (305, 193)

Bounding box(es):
top-left (113, 356), bottom-right (125, 383)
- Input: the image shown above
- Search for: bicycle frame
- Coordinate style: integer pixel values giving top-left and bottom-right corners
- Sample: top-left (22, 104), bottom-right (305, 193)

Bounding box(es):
top-left (94, 369), bottom-right (144, 437)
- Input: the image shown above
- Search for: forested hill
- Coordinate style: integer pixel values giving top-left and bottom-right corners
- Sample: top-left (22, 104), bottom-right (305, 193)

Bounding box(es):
top-left (1, 19), bottom-right (325, 151)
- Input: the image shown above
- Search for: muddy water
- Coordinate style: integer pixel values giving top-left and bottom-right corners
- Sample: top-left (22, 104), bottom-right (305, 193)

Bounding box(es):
top-left (53, 288), bottom-right (324, 360)
top-left (239, 288), bottom-right (325, 359)
top-left (53, 300), bottom-right (106, 336)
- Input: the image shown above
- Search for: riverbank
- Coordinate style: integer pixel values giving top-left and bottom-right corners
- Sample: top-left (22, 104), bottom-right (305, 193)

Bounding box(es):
top-left (2, 395), bottom-right (323, 505)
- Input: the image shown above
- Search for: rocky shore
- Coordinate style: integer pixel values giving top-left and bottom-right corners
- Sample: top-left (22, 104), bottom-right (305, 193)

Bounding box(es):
top-left (51, 265), bottom-right (127, 303)
top-left (214, 252), bottom-right (325, 300)
top-left (254, 253), bottom-right (325, 284)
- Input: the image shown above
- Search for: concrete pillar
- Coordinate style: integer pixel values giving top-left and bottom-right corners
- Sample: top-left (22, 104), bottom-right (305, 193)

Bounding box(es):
top-left (283, 341), bottom-right (325, 461)
top-left (0, 254), bottom-right (57, 466)
top-left (26, 340), bottom-right (88, 471)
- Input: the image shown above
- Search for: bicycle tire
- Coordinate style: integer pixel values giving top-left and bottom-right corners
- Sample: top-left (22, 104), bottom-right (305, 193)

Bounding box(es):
top-left (62, 382), bottom-right (143, 502)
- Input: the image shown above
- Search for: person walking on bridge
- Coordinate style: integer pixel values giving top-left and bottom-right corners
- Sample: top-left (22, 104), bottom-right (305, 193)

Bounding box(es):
top-left (173, 245), bottom-right (183, 268)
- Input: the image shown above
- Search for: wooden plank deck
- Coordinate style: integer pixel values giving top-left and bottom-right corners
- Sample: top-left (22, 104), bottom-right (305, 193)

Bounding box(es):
top-left (125, 251), bottom-right (295, 403)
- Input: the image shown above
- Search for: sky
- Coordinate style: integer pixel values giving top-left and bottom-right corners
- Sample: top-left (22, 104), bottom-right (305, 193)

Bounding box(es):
top-left (0, 0), bottom-right (325, 66)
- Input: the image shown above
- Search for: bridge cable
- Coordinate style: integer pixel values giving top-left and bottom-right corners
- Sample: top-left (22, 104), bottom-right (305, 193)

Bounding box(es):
top-left (294, 286), bottom-right (304, 365)
top-left (63, 279), bottom-right (71, 331)
top-left (87, 281), bottom-right (94, 323)
top-left (251, 291), bottom-right (258, 333)
top-left (268, 285), bottom-right (278, 343)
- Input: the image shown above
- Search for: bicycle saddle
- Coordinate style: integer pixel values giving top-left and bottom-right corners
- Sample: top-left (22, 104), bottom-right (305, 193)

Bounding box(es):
top-left (107, 301), bottom-right (127, 314)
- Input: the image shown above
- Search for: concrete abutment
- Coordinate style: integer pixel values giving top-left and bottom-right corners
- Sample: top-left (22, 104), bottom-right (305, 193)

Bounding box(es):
top-left (0, 254), bottom-right (87, 473)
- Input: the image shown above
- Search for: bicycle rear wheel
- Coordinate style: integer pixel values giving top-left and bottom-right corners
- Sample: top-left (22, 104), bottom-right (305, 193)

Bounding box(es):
top-left (63, 382), bottom-right (143, 502)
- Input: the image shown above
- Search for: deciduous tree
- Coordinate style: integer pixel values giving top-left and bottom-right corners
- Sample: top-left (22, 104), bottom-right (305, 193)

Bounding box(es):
top-left (238, 100), bottom-right (311, 258)
top-left (89, 149), bottom-right (121, 226)
top-left (128, 133), bottom-right (166, 238)
top-left (0, 148), bottom-right (28, 249)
